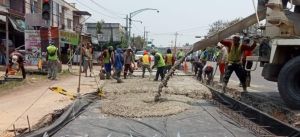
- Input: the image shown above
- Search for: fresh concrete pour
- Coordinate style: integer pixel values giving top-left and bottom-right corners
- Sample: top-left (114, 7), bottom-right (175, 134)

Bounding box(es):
top-left (99, 73), bottom-right (211, 118)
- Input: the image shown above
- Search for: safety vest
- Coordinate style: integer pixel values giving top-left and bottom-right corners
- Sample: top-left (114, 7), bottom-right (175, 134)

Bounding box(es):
top-left (156, 53), bottom-right (165, 67)
top-left (104, 52), bottom-right (110, 64)
top-left (228, 44), bottom-right (242, 64)
top-left (142, 54), bottom-right (150, 65)
top-left (177, 51), bottom-right (184, 59)
top-left (166, 54), bottom-right (173, 65)
top-left (47, 45), bottom-right (58, 61)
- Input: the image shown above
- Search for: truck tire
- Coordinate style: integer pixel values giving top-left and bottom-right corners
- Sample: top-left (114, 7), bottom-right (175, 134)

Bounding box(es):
top-left (278, 56), bottom-right (300, 109)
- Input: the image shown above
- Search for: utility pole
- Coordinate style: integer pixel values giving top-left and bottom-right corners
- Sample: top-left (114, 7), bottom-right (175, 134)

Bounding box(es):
top-left (125, 15), bottom-right (129, 45)
top-left (143, 27), bottom-right (146, 49)
top-left (174, 32), bottom-right (179, 55)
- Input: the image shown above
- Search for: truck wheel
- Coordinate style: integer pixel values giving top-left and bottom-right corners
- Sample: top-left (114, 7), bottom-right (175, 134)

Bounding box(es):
top-left (278, 56), bottom-right (300, 109)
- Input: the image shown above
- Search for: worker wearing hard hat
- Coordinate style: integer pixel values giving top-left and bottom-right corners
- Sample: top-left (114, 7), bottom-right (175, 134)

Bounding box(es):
top-left (141, 50), bottom-right (152, 78)
top-left (220, 35), bottom-right (258, 93)
top-left (151, 50), bottom-right (166, 81)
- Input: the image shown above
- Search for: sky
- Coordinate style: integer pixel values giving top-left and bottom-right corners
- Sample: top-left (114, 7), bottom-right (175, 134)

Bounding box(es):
top-left (66, 0), bottom-right (258, 47)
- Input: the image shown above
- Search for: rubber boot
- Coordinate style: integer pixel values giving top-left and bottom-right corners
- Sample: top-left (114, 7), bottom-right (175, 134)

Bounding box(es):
top-left (222, 83), bottom-right (227, 93)
top-left (242, 85), bottom-right (248, 92)
top-left (219, 74), bottom-right (224, 83)
top-left (246, 77), bottom-right (251, 87)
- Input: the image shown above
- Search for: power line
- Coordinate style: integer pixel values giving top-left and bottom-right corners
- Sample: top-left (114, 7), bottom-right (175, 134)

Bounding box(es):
top-left (88, 0), bottom-right (125, 18)
top-left (74, 0), bottom-right (123, 20)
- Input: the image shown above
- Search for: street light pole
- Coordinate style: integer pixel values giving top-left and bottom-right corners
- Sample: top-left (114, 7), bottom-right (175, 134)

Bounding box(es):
top-left (127, 8), bottom-right (159, 48)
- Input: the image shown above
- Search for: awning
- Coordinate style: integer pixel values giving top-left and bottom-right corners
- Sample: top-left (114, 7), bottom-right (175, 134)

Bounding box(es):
top-left (0, 15), bottom-right (25, 32)
top-left (9, 17), bottom-right (25, 32)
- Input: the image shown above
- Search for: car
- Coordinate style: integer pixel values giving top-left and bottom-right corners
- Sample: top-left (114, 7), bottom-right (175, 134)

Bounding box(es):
top-left (135, 50), bottom-right (154, 62)
top-left (135, 51), bottom-right (144, 61)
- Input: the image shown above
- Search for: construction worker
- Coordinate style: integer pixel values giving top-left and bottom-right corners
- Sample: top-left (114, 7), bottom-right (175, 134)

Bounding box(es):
top-left (46, 41), bottom-right (59, 80)
top-left (164, 48), bottom-right (175, 74)
top-left (151, 50), bottom-right (166, 81)
top-left (5, 50), bottom-right (26, 79)
top-left (112, 48), bottom-right (124, 83)
top-left (202, 63), bottom-right (214, 84)
top-left (216, 43), bottom-right (228, 83)
top-left (123, 47), bottom-right (135, 79)
top-left (176, 49), bottom-right (185, 70)
top-left (141, 50), bottom-right (152, 78)
top-left (83, 43), bottom-right (93, 77)
top-left (241, 38), bottom-right (254, 87)
top-left (220, 35), bottom-right (258, 93)
top-left (101, 46), bottom-right (113, 79)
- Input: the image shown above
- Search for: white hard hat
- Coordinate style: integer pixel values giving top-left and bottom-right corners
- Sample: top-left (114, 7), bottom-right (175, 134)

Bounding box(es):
top-left (217, 42), bottom-right (223, 47)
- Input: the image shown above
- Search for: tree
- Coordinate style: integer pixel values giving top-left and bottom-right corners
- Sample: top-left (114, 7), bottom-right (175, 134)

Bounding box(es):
top-left (207, 18), bottom-right (242, 36)
top-left (131, 35), bottom-right (145, 50)
top-left (96, 20), bottom-right (104, 34)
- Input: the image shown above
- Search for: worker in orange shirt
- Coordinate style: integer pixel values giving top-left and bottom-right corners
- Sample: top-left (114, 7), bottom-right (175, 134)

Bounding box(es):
top-left (241, 37), bottom-right (255, 87)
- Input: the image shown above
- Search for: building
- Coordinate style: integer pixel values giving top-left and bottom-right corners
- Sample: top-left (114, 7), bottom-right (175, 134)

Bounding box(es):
top-left (85, 23), bottom-right (125, 46)
top-left (0, 0), bottom-right (26, 50)
top-left (24, 0), bottom-right (90, 65)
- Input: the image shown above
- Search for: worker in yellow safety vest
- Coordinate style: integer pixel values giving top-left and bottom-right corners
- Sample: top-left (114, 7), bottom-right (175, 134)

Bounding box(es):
top-left (47, 41), bottom-right (59, 80)
top-left (141, 50), bottom-right (152, 78)
top-left (164, 48), bottom-right (175, 75)
top-left (151, 50), bottom-right (166, 81)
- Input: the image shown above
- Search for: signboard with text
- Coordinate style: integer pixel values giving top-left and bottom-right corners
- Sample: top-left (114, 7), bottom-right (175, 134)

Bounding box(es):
top-left (25, 30), bottom-right (41, 66)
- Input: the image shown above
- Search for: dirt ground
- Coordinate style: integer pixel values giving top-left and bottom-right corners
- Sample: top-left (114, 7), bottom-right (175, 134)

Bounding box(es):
top-left (0, 67), bottom-right (99, 137)
top-left (0, 66), bottom-right (212, 136)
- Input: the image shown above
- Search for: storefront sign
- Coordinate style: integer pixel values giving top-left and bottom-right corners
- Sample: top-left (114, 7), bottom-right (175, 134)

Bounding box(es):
top-left (25, 30), bottom-right (41, 66)
top-left (59, 31), bottom-right (79, 46)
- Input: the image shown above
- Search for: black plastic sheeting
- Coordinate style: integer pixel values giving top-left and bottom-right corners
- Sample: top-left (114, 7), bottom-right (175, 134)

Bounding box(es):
top-left (53, 100), bottom-right (255, 137)
top-left (20, 93), bottom-right (97, 137)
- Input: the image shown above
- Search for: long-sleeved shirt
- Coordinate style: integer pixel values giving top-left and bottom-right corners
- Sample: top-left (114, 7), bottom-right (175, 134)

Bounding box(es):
top-left (220, 39), bottom-right (257, 63)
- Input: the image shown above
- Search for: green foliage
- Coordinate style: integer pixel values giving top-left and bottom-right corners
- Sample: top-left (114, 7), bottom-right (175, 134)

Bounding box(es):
top-left (96, 20), bottom-right (104, 34)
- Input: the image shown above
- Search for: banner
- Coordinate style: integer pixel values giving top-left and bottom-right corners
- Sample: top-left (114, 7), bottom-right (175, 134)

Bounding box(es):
top-left (25, 30), bottom-right (41, 66)
top-left (59, 31), bottom-right (79, 46)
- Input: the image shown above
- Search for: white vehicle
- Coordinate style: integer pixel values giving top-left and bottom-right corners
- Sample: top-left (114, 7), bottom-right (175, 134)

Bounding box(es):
top-left (135, 51), bottom-right (154, 62)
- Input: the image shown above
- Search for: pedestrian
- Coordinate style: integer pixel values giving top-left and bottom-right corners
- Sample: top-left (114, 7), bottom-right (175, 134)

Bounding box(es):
top-left (164, 48), bottom-right (175, 74)
top-left (151, 50), bottom-right (166, 81)
top-left (220, 35), bottom-right (258, 93)
top-left (241, 38), bottom-right (254, 87)
top-left (141, 50), bottom-right (152, 78)
top-left (0, 41), bottom-right (6, 65)
top-left (216, 43), bottom-right (228, 83)
top-left (46, 41), bottom-right (59, 80)
top-left (83, 43), bottom-right (93, 77)
top-left (101, 46), bottom-right (114, 79)
top-left (5, 49), bottom-right (26, 79)
top-left (123, 47), bottom-right (135, 79)
top-left (112, 48), bottom-right (124, 83)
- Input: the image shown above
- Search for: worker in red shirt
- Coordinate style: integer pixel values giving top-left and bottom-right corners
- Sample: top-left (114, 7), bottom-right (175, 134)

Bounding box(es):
top-left (220, 35), bottom-right (258, 93)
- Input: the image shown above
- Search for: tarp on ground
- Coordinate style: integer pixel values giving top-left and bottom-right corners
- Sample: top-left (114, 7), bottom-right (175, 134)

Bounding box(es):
top-left (54, 100), bottom-right (255, 137)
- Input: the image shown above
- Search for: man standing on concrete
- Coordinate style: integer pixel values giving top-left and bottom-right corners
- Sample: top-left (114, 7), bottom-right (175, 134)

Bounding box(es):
top-left (151, 50), bottom-right (166, 81)
top-left (220, 36), bottom-right (257, 93)
top-left (112, 48), bottom-right (124, 83)
top-left (141, 50), bottom-right (152, 78)
top-left (123, 47), bottom-right (135, 79)
top-left (47, 41), bottom-right (59, 80)
top-left (216, 43), bottom-right (228, 83)
top-left (164, 48), bottom-right (175, 74)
